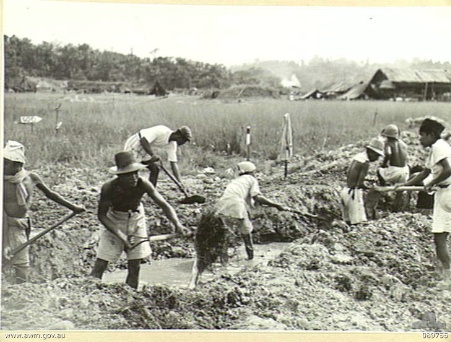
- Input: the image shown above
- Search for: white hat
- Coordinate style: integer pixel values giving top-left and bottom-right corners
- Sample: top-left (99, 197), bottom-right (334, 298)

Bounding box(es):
top-left (237, 161), bottom-right (256, 173)
top-left (366, 138), bottom-right (385, 157)
top-left (3, 141), bottom-right (26, 164)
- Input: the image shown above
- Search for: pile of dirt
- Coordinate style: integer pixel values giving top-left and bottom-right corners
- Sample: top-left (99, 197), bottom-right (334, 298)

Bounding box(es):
top-left (2, 128), bottom-right (451, 331)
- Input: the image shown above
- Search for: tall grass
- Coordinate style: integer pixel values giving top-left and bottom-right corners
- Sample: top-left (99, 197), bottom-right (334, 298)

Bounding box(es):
top-left (3, 92), bottom-right (451, 172)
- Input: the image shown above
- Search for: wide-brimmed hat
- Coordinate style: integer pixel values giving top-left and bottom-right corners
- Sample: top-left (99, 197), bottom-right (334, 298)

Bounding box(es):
top-left (178, 126), bottom-right (192, 141)
top-left (366, 138), bottom-right (385, 157)
top-left (237, 161), bottom-right (256, 173)
top-left (109, 151), bottom-right (147, 175)
top-left (3, 140), bottom-right (26, 164)
top-left (381, 124), bottom-right (399, 139)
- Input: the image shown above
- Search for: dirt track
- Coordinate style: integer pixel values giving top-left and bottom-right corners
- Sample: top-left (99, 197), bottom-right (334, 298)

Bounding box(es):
top-left (2, 132), bottom-right (451, 331)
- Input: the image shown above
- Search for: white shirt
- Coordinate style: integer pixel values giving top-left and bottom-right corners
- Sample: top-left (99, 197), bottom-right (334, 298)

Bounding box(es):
top-left (426, 139), bottom-right (451, 185)
top-left (124, 125), bottom-right (178, 162)
top-left (215, 174), bottom-right (262, 219)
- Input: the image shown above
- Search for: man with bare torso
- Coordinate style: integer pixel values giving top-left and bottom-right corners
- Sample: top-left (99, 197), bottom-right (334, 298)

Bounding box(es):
top-left (89, 151), bottom-right (189, 289)
top-left (376, 124), bottom-right (410, 212)
top-left (3, 141), bottom-right (85, 283)
top-left (377, 124), bottom-right (409, 186)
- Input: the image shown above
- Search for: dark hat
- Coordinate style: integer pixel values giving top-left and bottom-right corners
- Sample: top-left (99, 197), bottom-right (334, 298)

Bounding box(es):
top-left (420, 118), bottom-right (445, 134)
top-left (109, 151), bottom-right (147, 175)
top-left (178, 126), bottom-right (192, 141)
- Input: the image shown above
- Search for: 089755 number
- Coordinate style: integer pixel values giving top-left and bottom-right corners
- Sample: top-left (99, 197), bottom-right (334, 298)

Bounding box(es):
top-left (423, 333), bottom-right (449, 339)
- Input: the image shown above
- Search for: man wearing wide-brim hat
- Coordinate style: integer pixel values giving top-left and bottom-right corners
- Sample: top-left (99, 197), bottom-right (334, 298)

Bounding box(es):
top-left (124, 125), bottom-right (192, 187)
top-left (339, 138), bottom-right (385, 225)
top-left (396, 118), bottom-right (451, 286)
top-left (90, 151), bottom-right (189, 289)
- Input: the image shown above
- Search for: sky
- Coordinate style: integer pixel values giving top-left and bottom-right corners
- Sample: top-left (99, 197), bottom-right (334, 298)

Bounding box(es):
top-left (2, 0), bottom-right (451, 66)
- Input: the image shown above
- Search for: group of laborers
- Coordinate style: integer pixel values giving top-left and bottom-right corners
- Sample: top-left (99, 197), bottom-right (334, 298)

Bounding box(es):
top-left (340, 118), bottom-right (450, 285)
top-left (2, 124), bottom-right (286, 288)
top-left (3, 117), bottom-right (450, 288)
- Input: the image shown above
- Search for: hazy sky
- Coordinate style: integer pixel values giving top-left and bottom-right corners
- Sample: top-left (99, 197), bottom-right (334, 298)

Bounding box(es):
top-left (3, 0), bottom-right (451, 66)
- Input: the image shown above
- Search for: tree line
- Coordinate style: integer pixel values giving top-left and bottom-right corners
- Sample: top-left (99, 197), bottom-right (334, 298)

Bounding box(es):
top-left (4, 35), bottom-right (277, 91)
top-left (5, 35), bottom-right (451, 94)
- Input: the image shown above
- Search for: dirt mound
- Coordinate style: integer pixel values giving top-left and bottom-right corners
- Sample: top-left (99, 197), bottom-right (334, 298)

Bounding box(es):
top-left (2, 131), bottom-right (451, 331)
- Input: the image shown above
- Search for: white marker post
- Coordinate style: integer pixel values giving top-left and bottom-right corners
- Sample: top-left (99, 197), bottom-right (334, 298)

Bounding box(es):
top-left (55, 104), bottom-right (62, 135)
top-left (246, 126), bottom-right (251, 161)
top-left (281, 113), bottom-right (293, 178)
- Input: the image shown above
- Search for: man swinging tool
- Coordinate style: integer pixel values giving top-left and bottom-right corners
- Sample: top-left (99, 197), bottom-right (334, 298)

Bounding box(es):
top-left (2, 141), bottom-right (85, 284)
top-left (123, 125), bottom-right (192, 187)
top-left (89, 151), bottom-right (190, 289)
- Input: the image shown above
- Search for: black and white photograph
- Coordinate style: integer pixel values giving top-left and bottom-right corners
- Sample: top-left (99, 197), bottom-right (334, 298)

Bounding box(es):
top-left (2, 0), bottom-right (451, 337)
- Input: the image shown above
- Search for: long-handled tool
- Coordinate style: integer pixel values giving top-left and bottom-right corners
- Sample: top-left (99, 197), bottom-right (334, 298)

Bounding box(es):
top-left (159, 164), bottom-right (206, 204)
top-left (373, 186), bottom-right (438, 193)
top-left (7, 211), bottom-right (78, 257)
top-left (129, 233), bottom-right (177, 250)
top-left (285, 208), bottom-right (330, 222)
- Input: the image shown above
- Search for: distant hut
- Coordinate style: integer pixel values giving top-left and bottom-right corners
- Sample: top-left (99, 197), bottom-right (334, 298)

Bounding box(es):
top-left (149, 81), bottom-right (167, 97)
top-left (369, 68), bottom-right (451, 101)
top-left (321, 81), bottom-right (354, 99)
top-left (337, 82), bottom-right (377, 101)
top-left (300, 89), bottom-right (324, 100)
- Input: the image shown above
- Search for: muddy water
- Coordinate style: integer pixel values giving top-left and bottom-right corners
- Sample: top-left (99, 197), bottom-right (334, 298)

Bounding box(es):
top-left (103, 242), bottom-right (290, 289)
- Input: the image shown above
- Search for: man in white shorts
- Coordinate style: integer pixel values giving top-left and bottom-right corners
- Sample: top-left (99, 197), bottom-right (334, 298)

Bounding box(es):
top-left (399, 118), bottom-right (451, 285)
top-left (124, 125), bottom-right (192, 186)
top-left (89, 151), bottom-right (189, 289)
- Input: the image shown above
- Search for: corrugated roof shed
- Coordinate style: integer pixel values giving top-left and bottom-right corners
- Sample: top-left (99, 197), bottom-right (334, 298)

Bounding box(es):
top-left (379, 68), bottom-right (451, 83)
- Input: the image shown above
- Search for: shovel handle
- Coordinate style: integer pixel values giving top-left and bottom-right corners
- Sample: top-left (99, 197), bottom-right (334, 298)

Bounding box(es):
top-left (373, 186), bottom-right (436, 192)
top-left (9, 211), bottom-right (78, 256)
top-left (159, 164), bottom-right (189, 197)
top-left (129, 233), bottom-right (177, 250)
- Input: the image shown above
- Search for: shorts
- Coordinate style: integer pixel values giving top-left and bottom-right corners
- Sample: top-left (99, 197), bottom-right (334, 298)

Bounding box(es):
top-left (219, 214), bottom-right (253, 235)
top-left (4, 216), bottom-right (31, 267)
top-left (340, 187), bottom-right (367, 225)
top-left (96, 205), bottom-right (151, 262)
top-left (378, 165), bottom-right (410, 184)
top-left (432, 187), bottom-right (451, 233)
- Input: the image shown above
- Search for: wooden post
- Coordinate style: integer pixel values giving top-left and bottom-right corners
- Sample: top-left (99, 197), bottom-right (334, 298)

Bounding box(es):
top-left (281, 113), bottom-right (293, 179)
top-left (55, 103), bottom-right (62, 135)
top-left (246, 126), bottom-right (251, 161)
top-left (373, 110), bottom-right (378, 126)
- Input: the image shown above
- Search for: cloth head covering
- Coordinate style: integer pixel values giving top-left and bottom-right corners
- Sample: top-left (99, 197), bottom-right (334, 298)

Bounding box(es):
top-left (109, 151), bottom-right (147, 175)
top-left (237, 161), bottom-right (256, 173)
top-left (178, 126), bottom-right (192, 141)
top-left (3, 141), bottom-right (26, 164)
top-left (420, 118), bottom-right (445, 135)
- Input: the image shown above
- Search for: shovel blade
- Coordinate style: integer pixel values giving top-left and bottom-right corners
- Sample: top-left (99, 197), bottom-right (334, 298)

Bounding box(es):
top-left (179, 195), bottom-right (206, 204)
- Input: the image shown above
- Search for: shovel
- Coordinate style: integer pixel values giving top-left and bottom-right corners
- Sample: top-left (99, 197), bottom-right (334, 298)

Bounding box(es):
top-left (129, 233), bottom-right (177, 250)
top-left (373, 186), bottom-right (438, 193)
top-left (7, 211), bottom-right (78, 258)
top-left (159, 164), bottom-right (206, 204)
top-left (285, 208), bottom-right (330, 222)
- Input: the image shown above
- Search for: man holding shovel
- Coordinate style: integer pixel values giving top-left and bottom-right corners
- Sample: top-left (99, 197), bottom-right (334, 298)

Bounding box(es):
top-left (2, 141), bottom-right (85, 284)
top-left (124, 125), bottom-right (192, 187)
top-left (394, 118), bottom-right (451, 285)
top-left (89, 151), bottom-right (190, 289)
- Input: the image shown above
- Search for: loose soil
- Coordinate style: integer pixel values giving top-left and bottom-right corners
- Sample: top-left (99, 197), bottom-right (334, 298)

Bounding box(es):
top-left (1, 131), bottom-right (450, 331)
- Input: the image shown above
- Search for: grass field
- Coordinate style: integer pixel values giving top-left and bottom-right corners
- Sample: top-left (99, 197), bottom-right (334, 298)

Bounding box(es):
top-left (3, 92), bottom-right (451, 172)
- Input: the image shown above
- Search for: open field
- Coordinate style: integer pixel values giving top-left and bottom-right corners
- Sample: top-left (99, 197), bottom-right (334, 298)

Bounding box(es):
top-left (4, 93), bottom-right (451, 172)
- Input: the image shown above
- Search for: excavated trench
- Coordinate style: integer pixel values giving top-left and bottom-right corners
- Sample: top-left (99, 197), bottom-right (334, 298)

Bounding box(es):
top-left (2, 131), bottom-right (451, 331)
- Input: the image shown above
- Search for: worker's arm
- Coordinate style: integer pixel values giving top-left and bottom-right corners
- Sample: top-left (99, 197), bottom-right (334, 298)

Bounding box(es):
top-left (31, 172), bottom-right (85, 213)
